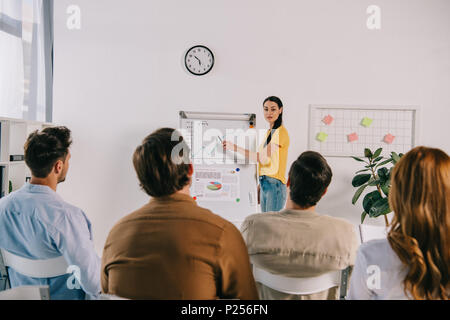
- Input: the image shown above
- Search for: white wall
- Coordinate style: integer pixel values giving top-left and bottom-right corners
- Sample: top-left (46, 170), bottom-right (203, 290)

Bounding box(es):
top-left (53, 0), bottom-right (450, 254)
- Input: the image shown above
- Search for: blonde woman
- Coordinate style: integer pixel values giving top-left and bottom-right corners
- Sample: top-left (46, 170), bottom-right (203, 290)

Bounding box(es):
top-left (348, 146), bottom-right (449, 299)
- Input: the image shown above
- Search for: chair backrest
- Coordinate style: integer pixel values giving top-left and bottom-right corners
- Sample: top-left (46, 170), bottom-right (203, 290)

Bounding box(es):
top-left (0, 248), bottom-right (69, 278)
top-left (253, 265), bottom-right (349, 298)
top-left (0, 249), bottom-right (10, 291)
top-left (359, 224), bottom-right (387, 243)
top-left (0, 285), bottom-right (50, 300)
top-left (98, 293), bottom-right (129, 300)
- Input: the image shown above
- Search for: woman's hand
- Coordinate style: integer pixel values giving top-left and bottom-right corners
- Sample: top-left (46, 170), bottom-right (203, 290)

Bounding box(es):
top-left (222, 140), bottom-right (258, 162)
top-left (222, 140), bottom-right (237, 152)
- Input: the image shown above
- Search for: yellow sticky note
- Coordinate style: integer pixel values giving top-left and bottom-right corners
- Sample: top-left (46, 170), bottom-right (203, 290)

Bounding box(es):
top-left (361, 117), bottom-right (373, 127)
top-left (316, 132), bottom-right (328, 142)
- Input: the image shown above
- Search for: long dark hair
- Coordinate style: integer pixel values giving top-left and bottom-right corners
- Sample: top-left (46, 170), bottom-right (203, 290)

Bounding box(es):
top-left (263, 96), bottom-right (283, 147)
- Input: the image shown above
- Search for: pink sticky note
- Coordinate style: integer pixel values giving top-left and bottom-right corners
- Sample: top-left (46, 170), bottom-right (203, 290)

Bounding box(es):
top-left (322, 115), bottom-right (334, 125)
top-left (347, 132), bottom-right (358, 142)
top-left (384, 133), bottom-right (395, 144)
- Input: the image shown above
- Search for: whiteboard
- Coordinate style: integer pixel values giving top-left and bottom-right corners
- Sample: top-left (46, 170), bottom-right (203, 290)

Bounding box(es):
top-left (308, 105), bottom-right (419, 157)
top-left (179, 111), bottom-right (258, 226)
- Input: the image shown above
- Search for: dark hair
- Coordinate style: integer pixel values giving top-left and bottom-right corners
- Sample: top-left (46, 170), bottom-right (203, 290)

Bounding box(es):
top-left (263, 96), bottom-right (283, 147)
top-left (133, 128), bottom-right (191, 197)
top-left (24, 126), bottom-right (72, 178)
top-left (288, 151), bottom-right (332, 208)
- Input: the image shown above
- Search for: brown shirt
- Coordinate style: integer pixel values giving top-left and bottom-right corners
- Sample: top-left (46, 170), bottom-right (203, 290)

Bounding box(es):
top-left (101, 193), bottom-right (258, 300)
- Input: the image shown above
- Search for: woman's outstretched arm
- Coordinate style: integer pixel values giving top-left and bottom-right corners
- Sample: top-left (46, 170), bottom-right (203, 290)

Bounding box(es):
top-left (223, 141), bottom-right (279, 165)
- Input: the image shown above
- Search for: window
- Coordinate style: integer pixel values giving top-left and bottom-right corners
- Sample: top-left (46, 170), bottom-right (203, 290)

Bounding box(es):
top-left (0, 0), bottom-right (53, 122)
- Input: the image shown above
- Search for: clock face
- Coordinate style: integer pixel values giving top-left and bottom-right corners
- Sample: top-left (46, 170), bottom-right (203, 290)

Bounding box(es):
top-left (185, 45), bottom-right (214, 76)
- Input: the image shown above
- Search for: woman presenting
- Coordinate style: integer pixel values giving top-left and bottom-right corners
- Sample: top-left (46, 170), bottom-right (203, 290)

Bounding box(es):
top-left (223, 96), bottom-right (290, 212)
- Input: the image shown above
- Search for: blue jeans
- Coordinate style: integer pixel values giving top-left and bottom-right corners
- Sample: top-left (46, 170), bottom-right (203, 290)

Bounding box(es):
top-left (259, 175), bottom-right (287, 212)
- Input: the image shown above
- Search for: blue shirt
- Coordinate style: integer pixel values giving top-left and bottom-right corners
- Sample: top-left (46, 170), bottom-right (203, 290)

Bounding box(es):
top-left (0, 183), bottom-right (101, 299)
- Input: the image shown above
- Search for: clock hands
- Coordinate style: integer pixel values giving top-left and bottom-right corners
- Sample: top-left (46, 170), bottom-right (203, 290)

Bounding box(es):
top-left (185, 46), bottom-right (213, 75)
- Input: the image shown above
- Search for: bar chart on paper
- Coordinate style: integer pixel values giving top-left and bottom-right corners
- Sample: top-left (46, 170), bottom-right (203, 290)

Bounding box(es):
top-left (309, 105), bottom-right (418, 157)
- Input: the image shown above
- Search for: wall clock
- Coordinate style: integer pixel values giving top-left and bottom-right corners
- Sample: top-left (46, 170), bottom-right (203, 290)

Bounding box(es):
top-left (184, 45), bottom-right (214, 76)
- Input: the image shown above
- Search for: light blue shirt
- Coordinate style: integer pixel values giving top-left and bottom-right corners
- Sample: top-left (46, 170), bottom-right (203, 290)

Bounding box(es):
top-left (0, 183), bottom-right (101, 299)
top-left (347, 238), bottom-right (409, 300)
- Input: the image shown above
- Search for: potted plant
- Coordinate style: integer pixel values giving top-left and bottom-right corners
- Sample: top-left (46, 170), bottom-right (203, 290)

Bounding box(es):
top-left (351, 148), bottom-right (403, 226)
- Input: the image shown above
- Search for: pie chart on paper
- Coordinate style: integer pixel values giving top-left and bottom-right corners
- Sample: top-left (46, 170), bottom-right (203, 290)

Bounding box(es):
top-left (207, 181), bottom-right (222, 191)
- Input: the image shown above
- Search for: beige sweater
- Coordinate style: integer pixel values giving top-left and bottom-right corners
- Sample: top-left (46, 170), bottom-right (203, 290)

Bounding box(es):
top-left (241, 209), bottom-right (359, 299)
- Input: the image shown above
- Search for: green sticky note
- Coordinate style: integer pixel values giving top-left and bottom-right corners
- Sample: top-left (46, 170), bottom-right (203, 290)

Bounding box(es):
top-left (316, 132), bottom-right (328, 142)
top-left (361, 117), bottom-right (373, 127)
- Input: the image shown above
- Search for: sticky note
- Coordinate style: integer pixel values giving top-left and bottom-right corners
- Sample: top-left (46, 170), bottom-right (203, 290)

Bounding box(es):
top-left (322, 115), bottom-right (334, 125)
top-left (361, 117), bottom-right (373, 127)
top-left (383, 133), bottom-right (395, 144)
top-left (316, 132), bottom-right (328, 142)
top-left (347, 132), bottom-right (358, 142)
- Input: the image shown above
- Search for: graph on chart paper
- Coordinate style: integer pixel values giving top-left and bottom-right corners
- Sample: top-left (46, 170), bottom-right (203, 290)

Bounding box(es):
top-left (309, 105), bottom-right (417, 157)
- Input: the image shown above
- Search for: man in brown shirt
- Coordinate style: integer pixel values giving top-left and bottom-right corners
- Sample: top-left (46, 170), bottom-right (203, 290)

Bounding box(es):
top-left (101, 128), bottom-right (258, 300)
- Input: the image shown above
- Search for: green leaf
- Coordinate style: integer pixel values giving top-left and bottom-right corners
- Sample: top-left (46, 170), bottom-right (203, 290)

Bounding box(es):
top-left (377, 167), bottom-right (389, 183)
top-left (361, 211), bottom-right (368, 224)
top-left (352, 184), bottom-right (368, 204)
top-left (352, 174), bottom-right (372, 187)
top-left (381, 182), bottom-right (390, 196)
top-left (368, 179), bottom-right (380, 186)
top-left (364, 163), bottom-right (377, 168)
top-left (372, 156), bottom-right (384, 163)
top-left (355, 169), bottom-right (370, 174)
top-left (363, 191), bottom-right (382, 214)
top-left (364, 148), bottom-right (373, 158)
top-left (369, 197), bottom-right (392, 217)
top-left (375, 158), bottom-right (393, 168)
top-left (391, 152), bottom-right (400, 163)
top-left (373, 148), bottom-right (383, 158)
top-left (380, 169), bottom-right (391, 195)
top-left (351, 156), bottom-right (366, 162)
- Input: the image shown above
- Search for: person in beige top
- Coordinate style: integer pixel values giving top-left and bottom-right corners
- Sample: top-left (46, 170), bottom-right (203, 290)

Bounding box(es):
top-left (241, 151), bottom-right (358, 300)
top-left (101, 128), bottom-right (258, 300)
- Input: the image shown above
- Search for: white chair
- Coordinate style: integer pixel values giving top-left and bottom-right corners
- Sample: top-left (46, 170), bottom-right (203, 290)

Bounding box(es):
top-left (0, 250), bottom-right (9, 291)
top-left (358, 224), bottom-right (388, 243)
top-left (0, 285), bottom-right (50, 300)
top-left (0, 248), bottom-right (69, 279)
top-left (0, 248), bottom-right (71, 299)
top-left (99, 293), bottom-right (129, 300)
top-left (252, 265), bottom-right (351, 300)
